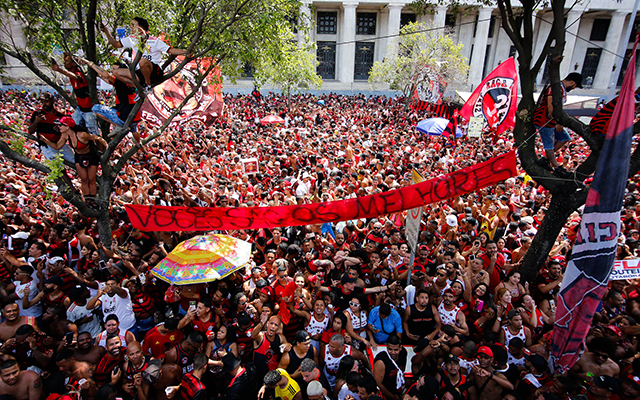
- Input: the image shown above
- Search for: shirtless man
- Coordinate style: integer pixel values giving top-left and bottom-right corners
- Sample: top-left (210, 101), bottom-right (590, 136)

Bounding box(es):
top-left (466, 258), bottom-right (490, 289)
top-left (137, 359), bottom-right (182, 400)
top-left (570, 337), bottom-right (620, 382)
top-left (56, 348), bottom-right (96, 400)
top-left (470, 346), bottom-right (513, 400)
top-left (0, 302), bottom-right (39, 341)
top-left (511, 237), bottom-right (531, 264)
top-left (73, 331), bottom-right (106, 365)
top-left (122, 341), bottom-right (152, 398)
top-left (0, 358), bottom-right (43, 400)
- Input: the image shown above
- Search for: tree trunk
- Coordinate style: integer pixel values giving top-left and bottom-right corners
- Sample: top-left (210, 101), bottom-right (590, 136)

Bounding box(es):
top-left (519, 190), bottom-right (585, 281)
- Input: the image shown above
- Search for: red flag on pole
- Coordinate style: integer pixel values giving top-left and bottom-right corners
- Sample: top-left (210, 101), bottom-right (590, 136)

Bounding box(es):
top-left (459, 58), bottom-right (518, 135)
top-left (549, 33), bottom-right (639, 374)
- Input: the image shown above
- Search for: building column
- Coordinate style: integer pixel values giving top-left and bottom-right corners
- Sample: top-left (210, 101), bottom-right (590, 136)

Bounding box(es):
top-left (386, 3), bottom-right (404, 57)
top-left (594, 11), bottom-right (628, 90)
top-left (468, 7), bottom-right (494, 88)
top-left (298, 1), bottom-right (313, 46)
top-left (340, 1), bottom-right (359, 84)
top-left (433, 5), bottom-right (448, 32)
top-left (560, 9), bottom-right (583, 77)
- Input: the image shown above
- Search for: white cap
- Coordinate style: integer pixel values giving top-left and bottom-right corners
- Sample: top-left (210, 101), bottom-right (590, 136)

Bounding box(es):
top-left (11, 232), bottom-right (29, 240)
top-left (47, 256), bottom-right (65, 264)
top-left (446, 215), bottom-right (458, 227)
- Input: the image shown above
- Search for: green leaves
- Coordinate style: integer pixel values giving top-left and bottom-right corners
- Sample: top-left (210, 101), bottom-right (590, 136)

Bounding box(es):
top-left (368, 22), bottom-right (468, 98)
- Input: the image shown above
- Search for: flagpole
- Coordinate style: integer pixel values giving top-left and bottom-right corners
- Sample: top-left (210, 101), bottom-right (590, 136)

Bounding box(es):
top-left (606, 0), bottom-right (640, 101)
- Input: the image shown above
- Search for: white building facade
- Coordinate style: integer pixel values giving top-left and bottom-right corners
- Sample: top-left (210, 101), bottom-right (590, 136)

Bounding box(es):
top-left (1, 0), bottom-right (639, 95)
top-left (295, 0), bottom-right (640, 94)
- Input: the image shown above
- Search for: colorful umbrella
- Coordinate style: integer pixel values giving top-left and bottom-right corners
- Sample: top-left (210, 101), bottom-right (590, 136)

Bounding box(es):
top-left (151, 234), bottom-right (251, 285)
top-left (260, 114), bottom-right (285, 125)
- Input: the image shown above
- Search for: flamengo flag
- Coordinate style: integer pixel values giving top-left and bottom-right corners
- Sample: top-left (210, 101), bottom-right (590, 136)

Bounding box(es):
top-left (443, 109), bottom-right (459, 139)
top-left (550, 34), bottom-right (639, 374)
top-left (459, 58), bottom-right (518, 135)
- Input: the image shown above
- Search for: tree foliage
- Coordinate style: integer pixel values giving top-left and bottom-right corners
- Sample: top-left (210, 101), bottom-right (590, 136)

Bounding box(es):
top-left (368, 22), bottom-right (468, 99)
top-left (254, 35), bottom-right (323, 97)
top-left (0, 0), bottom-right (304, 244)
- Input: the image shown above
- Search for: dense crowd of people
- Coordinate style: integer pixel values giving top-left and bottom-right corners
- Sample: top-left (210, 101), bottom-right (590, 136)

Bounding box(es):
top-left (0, 60), bottom-right (638, 400)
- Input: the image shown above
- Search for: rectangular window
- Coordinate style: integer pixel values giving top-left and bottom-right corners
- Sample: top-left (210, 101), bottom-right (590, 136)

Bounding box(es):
top-left (317, 41), bottom-right (336, 79)
top-left (482, 45), bottom-right (492, 77)
top-left (473, 14), bottom-right (479, 37)
top-left (617, 49), bottom-right (640, 86)
top-left (488, 15), bottom-right (496, 38)
top-left (400, 13), bottom-right (416, 29)
top-left (317, 12), bottom-right (338, 34)
top-left (356, 13), bottom-right (377, 35)
top-left (509, 46), bottom-right (517, 59)
top-left (589, 19), bottom-right (610, 41)
top-left (581, 48), bottom-right (603, 87)
top-left (354, 42), bottom-right (375, 80)
top-left (445, 14), bottom-right (456, 27)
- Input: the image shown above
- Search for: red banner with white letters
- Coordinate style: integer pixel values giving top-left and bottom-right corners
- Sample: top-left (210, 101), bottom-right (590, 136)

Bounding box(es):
top-left (125, 151), bottom-right (517, 231)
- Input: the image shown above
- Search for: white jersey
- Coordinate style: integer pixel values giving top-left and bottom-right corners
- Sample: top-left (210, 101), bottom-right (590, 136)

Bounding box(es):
top-left (67, 302), bottom-right (101, 338)
top-left (119, 35), bottom-right (170, 67)
top-left (13, 280), bottom-right (42, 317)
top-left (324, 344), bottom-right (352, 389)
top-left (502, 325), bottom-right (526, 347)
top-left (345, 308), bottom-right (367, 338)
top-left (437, 302), bottom-right (459, 326)
top-left (306, 313), bottom-right (329, 337)
top-left (99, 289), bottom-right (135, 331)
top-left (96, 327), bottom-right (129, 348)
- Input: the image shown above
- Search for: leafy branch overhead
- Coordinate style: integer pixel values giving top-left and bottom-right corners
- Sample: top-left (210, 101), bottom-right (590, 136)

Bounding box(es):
top-left (0, 0), bottom-right (305, 245)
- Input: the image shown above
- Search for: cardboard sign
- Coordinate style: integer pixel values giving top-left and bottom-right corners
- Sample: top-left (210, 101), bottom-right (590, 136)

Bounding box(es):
top-left (468, 116), bottom-right (484, 138)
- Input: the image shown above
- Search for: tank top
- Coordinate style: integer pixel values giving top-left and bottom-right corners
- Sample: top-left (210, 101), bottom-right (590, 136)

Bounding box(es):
top-left (437, 302), bottom-right (460, 326)
top-left (502, 325), bottom-right (526, 347)
top-left (125, 354), bottom-right (151, 384)
top-left (345, 308), bottom-right (367, 337)
top-left (286, 346), bottom-right (315, 375)
top-left (97, 327), bottom-right (129, 348)
top-left (174, 342), bottom-right (197, 374)
top-left (323, 344), bottom-right (352, 378)
top-left (235, 325), bottom-right (254, 361)
top-left (254, 333), bottom-right (282, 378)
top-left (408, 304), bottom-right (437, 338)
top-left (306, 313), bottom-right (329, 337)
top-left (94, 350), bottom-right (124, 385)
top-left (209, 340), bottom-right (231, 375)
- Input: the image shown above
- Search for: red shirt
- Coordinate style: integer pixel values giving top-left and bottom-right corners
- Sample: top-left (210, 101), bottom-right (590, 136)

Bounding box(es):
top-left (142, 326), bottom-right (184, 359)
top-left (480, 252), bottom-right (505, 292)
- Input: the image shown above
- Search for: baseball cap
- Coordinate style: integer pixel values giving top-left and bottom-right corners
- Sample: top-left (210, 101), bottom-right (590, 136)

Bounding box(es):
top-left (45, 275), bottom-right (64, 287)
top-left (565, 72), bottom-right (584, 89)
top-left (47, 256), bottom-right (65, 264)
top-left (477, 346), bottom-right (493, 357)
top-left (625, 375), bottom-right (640, 390)
top-left (341, 275), bottom-right (356, 284)
top-left (444, 353), bottom-right (459, 363)
top-left (11, 232), bottom-right (29, 240)
top-left (446, 215), bottom-right (458, 227)
top-left (605, 325), bottom-right (622, 337)
top-left (507, 310), bottom-right (521, 320)
top-left (593, 375), bottom-right (619, 392)
top-left (54, 116), bottom-right (76, 127)
top-left (526, 353), bottom-right (549, 372)
top-left (142, 359), bottom-right (162, 384)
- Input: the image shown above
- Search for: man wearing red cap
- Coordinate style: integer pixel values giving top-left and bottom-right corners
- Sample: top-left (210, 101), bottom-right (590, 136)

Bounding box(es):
top-left (470, 345), bottom-right (513, 400)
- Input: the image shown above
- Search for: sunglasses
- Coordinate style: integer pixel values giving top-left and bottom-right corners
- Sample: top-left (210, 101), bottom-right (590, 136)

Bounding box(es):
top-left (349, 301), bottom-right (361, 307)
top-left (437, 273), bottom-right (447, 277)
